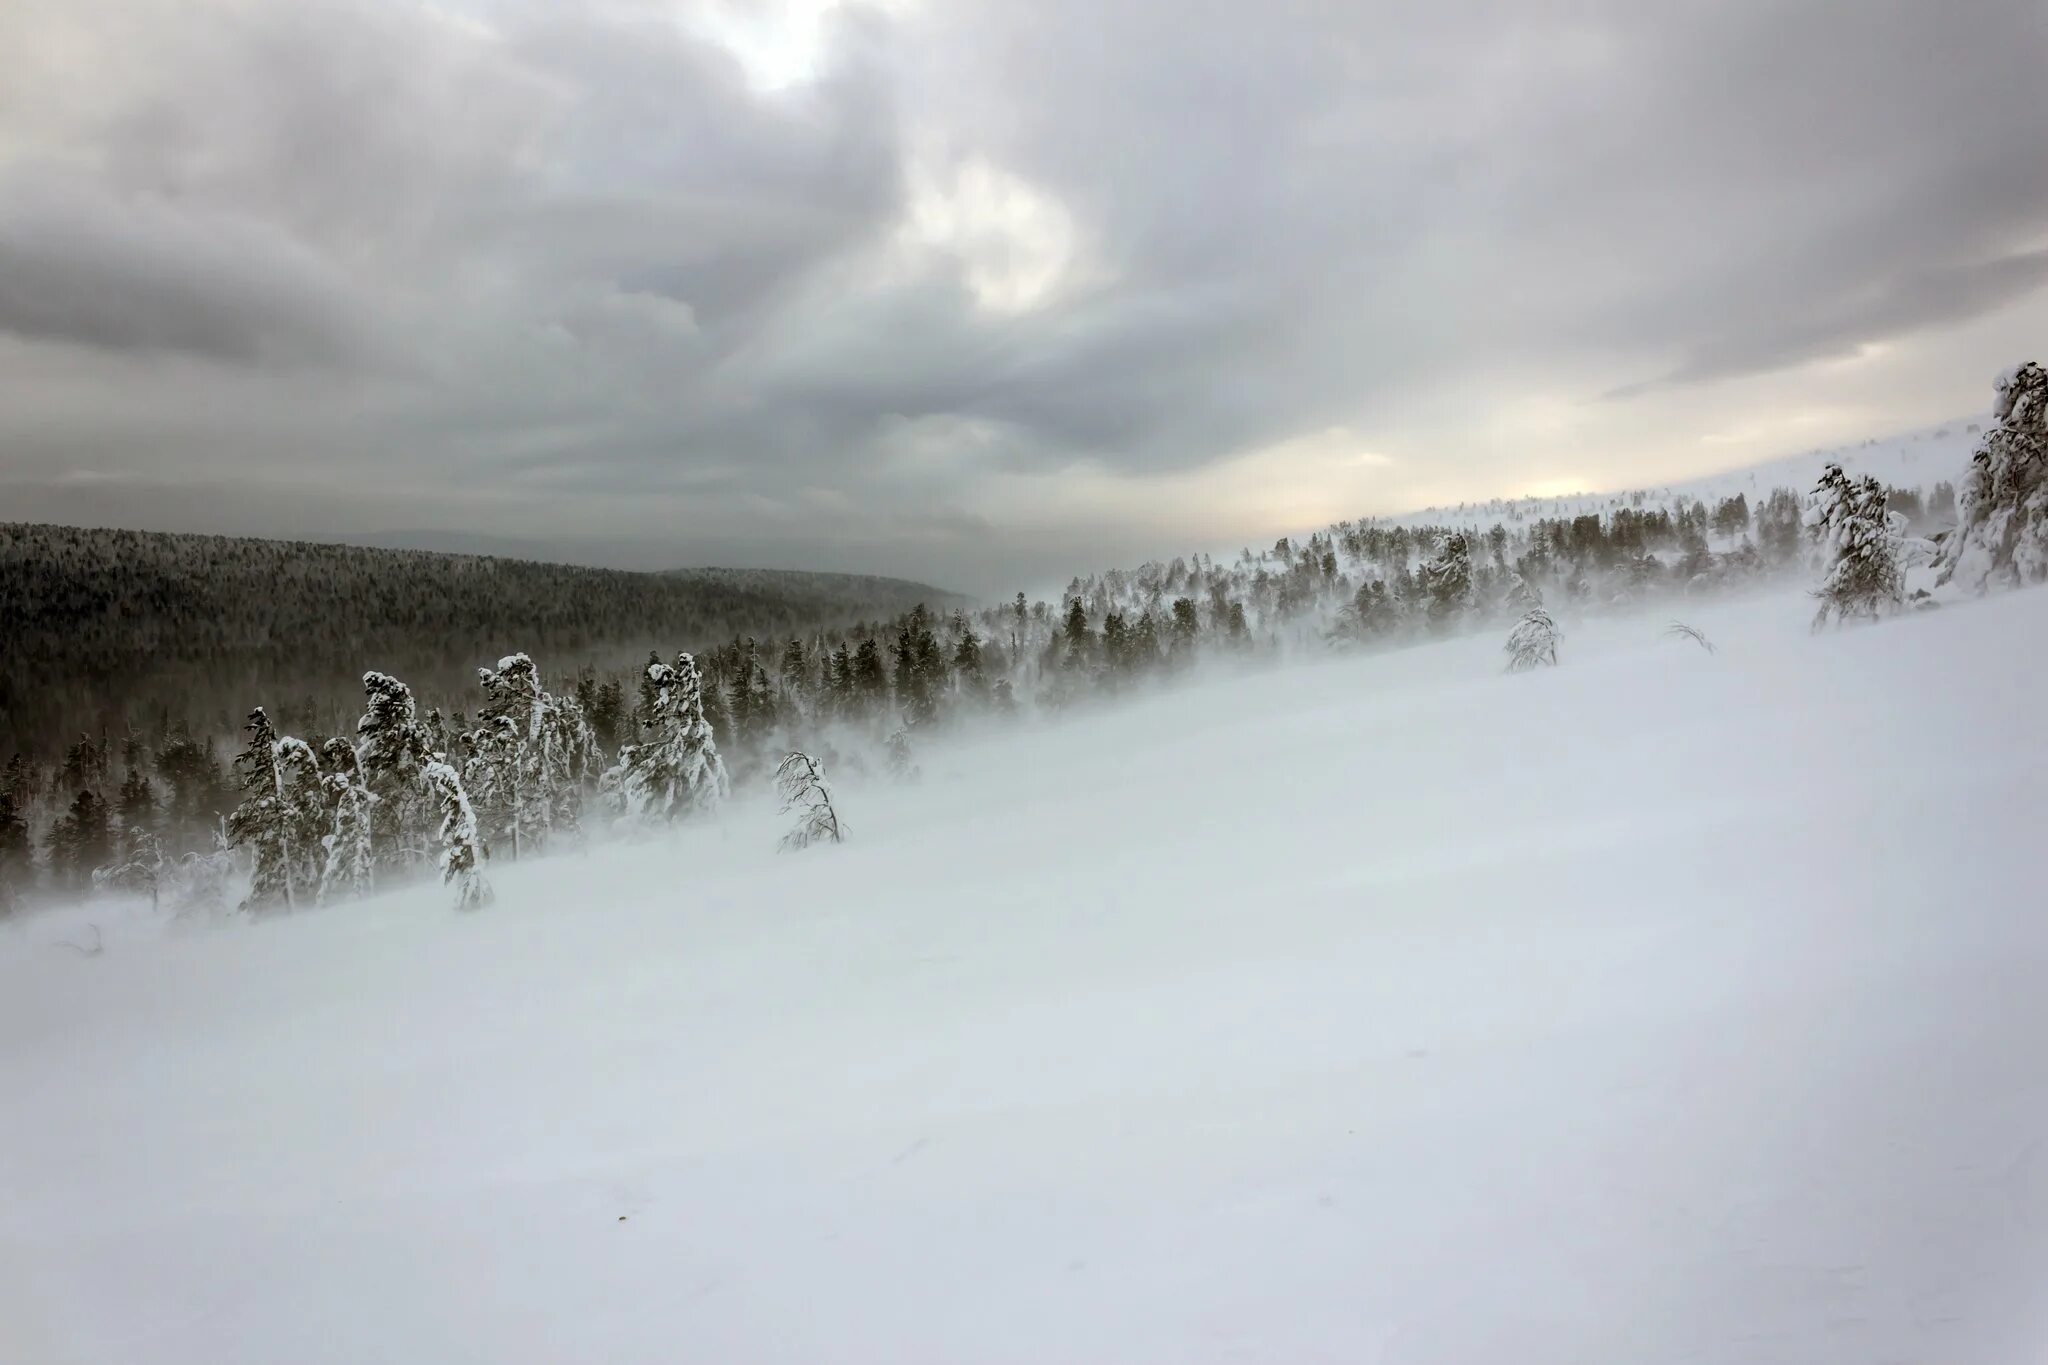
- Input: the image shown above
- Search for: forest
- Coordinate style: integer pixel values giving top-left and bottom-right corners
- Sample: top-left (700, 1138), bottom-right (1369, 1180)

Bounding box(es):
top-left (2, 360), bottom-right (2042, 919)
top-left (0, 525), bottom-right (963, 753)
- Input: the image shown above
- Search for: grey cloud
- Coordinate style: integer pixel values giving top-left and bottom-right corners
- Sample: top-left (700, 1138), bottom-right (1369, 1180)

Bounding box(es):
top-left (0, 0), bottom-right (2043, 593)
top-left (0, 175), bottom-right (385, 366)
top-left (1613, 249), bottom-right (2048, 397)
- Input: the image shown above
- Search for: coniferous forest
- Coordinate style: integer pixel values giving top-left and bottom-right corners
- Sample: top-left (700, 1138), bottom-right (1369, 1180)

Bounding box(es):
top-left (3, 361), bottom-right (2043, 918)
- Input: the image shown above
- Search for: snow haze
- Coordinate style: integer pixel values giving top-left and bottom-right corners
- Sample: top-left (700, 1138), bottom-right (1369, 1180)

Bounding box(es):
top-left (6, 585), bottom-right (2046, 1363)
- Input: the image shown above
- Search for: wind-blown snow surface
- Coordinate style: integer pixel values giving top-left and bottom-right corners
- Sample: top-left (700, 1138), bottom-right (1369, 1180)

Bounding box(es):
top-left (5, 588), bottom-right (2047, 1364)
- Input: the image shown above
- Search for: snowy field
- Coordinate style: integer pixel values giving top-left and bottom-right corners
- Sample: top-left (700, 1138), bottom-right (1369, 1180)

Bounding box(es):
top-left (4, 585), bottom-right (2047, 1364)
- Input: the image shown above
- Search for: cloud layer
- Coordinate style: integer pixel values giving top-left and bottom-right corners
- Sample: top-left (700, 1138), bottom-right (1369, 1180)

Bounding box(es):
top-left (2, 0), bottom-right (2043, 592)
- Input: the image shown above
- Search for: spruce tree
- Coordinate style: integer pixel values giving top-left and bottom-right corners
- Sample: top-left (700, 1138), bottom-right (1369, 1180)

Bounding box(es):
top-left (827, 642), bottom-right (856, 718)
top-left (317, 739), bottom-right (377, 906)
top-left (778, 638), bottom-right (812, 719)
top-left (93, 829), bottom-right (166, 909)
top-left (154, 734), bottom-right (224, 842)
top-left (469, 653), bottom-right (587, 860)
top-left (1061, 600), bottom-right (1095, 675)
top-left (47, 789), bottom-right (112, 894)
top-left (951, 621), bottom-right (986, 700)
top-left (893, 605), bottom-right (945, 727)
top-left (1805, 463), bottom-right (1903, 628)
top-left (116, 766), bottom-right (157, 855)
top-left (1168, 597), bottom-right (1200, 666)
top-left (1939, 360), bottom-right (2048, 592)
top-left (610, 652), bottom-right (730, 823)
top-left (1421, 532), bottom-right (1475, 629)
top-left (1129, 610), bottom-right (1161, 672)
top-left (356, 672), bottom-right (437, 872)
top-left (423, 759), bottom-right (491, 910)
top-left (227, 709), bottom-right (324, 914)
top-left (852, 638), bottom-right (889, 716)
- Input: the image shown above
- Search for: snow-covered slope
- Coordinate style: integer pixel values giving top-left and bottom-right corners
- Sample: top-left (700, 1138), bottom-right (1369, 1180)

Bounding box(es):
top-left (1354, 421), bottom-right (1980, 536)
top-left (5, 588), bottom-right (2047, 1364)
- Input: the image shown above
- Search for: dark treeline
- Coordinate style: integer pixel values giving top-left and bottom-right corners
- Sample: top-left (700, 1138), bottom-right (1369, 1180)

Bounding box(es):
top-left (0, 523), bottom-right (966, 755)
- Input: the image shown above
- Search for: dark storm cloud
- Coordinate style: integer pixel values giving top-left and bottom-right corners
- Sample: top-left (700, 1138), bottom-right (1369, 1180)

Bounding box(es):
top-left (1, 0), bottom-right (2042, 592)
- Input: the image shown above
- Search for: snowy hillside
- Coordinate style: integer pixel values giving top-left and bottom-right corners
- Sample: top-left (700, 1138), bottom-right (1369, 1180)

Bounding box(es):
top-left (1346, 420), bottom-right (1981, 540)
top-left (5, 586), bottom-right (2047, 1364)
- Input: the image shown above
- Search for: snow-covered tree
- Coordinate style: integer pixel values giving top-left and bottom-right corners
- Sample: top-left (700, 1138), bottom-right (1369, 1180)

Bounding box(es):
top-left (471, 655), bottom-right (545, 859)
top-left (774, 751), bottom-right (844, 851)
top-left (92, 829), bottom-right (165, 909)
top-left (1421, 532), bottom-right (1474, 629)
top-left (317, 739), bottom-right (376, 906)
top-left (1503, 607), bottom-right (1560, 671)
top-left (1938, 360), bottom-right (2048, 593)
top-left (226, 708), bottom-right (323, 914)
top-left (1805, 463), bottom-right (1902, 629)
top-left (423, 759), bottom-right (491, 910)
top-left (115, 767), bottom-right (156, 853)
top-left (609, 652), bottom-right (729, 823)
top-left (356, 672), bottom-right (435, 872)
top-left (893, 605), bottom-right (946, 727)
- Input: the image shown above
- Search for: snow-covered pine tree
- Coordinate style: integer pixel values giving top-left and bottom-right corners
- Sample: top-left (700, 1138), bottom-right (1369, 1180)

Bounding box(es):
top-left (1938, 360), bottom-right (2048, 593)
top-left (825, 642), bottom-right (855, 719)
top-left (226, 708), bottom-right (324, 914)
top-left (893, 605), bottom-right (946, 726)
top-left (92, 829), bottom-right (165, 909)
top-left (1805, 462), bottom-right (1903, 629)
top-left (774, 751), bottom-right (844, 851)
top-left (355, 672), bottom-right (435, 873)
top-left (885, 726), bottom-right (919, 783)
top-left (1129, 610), bottom-right (1160, 672)
top-left (1504, 607), bottom-right (1560, 671)
top-left (461, 714), bottom-right (522, 860)
top-left (951, 619), bottom-right (986, 702)
top-left (851, 638), bottom-right (889, 716)
top-left (423, 758), bottom-right (491, 910)
top-left (778, 638), bottom-right (812, 720)
top-left (1421, 532), bottom-right (1475, 629)
top-left (1226, 601), bottom-right (1250, 647)
top-left (471, 653), bottom-right (582, 860)
top-left (609, 652), bottom-right (730, 823)
top-left (551, 690), bottom-right (603, 833)
top-left (1168, 597), bottom-right (1199, 667)
top-left (316, 738), bottom-right (376, 906)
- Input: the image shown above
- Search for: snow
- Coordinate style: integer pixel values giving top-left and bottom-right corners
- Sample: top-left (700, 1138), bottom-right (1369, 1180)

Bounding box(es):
top-left (1349, 421), bottom-right (1982, 537)
top-left (5, 587), bottom-right (2048, 1364)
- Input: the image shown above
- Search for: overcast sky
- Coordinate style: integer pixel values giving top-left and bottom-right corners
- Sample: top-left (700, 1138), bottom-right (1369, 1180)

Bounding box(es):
top-left (2, 0), bottom-right (2042, 593)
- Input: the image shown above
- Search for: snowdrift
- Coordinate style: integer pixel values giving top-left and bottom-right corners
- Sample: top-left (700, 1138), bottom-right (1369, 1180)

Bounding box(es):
top-left (4, 587), bottom-right (2046, 1364)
